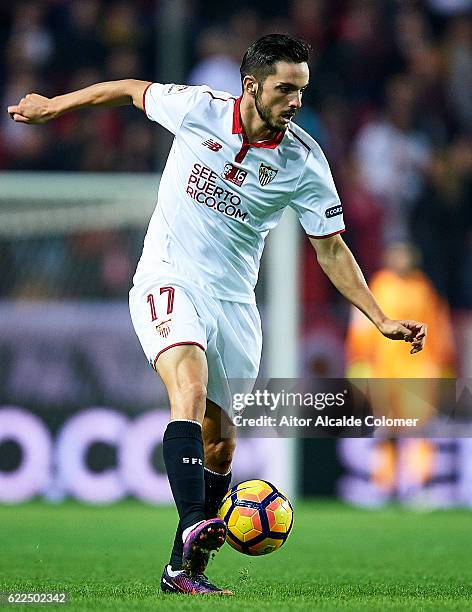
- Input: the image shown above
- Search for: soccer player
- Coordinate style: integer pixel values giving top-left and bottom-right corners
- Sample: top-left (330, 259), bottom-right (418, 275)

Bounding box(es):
top-left (8, 34), bottom-right (427, 595)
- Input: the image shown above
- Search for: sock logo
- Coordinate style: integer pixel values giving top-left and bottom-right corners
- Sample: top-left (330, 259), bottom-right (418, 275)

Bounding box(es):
top-left (182, 457), bottom-right (203, 465)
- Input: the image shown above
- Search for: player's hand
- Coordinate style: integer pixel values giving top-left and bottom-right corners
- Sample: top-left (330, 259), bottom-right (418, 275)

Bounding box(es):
top-left (7, 93), bottom-right (55, 124)
top-left (378, 319), bottom-right (427, 354)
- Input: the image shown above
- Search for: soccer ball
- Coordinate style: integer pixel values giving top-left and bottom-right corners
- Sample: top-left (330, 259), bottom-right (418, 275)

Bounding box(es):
top-left (217, 479), bottom-right (294, 555)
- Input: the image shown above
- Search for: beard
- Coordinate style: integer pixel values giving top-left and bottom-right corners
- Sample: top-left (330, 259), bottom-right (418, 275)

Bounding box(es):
top-left (254, 87), bottom-right (285, 133)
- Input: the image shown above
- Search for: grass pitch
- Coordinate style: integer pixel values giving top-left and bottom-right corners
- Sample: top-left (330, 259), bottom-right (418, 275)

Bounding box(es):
top-left (1, 500), bottom-right (471, 611)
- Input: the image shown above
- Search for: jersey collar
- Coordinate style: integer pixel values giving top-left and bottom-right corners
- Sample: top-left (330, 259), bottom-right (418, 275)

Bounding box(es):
top-left (232, 96), bottom-right (285, 149)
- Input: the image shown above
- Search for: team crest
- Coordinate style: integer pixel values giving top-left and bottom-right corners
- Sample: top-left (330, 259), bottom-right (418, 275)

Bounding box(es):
top-left (258, 163), bottom-right (278, 186)
top-left (156, 318), bottom-right (171, 338)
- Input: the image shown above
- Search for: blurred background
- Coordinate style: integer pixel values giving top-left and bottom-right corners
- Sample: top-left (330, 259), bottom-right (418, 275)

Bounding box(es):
top-left (0, 0), bottom-right (471, 508)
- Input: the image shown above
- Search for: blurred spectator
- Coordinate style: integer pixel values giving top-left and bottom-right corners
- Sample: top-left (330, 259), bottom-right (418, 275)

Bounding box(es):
top-left (338, 156), bottom-right (384, 280)
top-left (326, 0), bottom-right (396, 104)
top-left (102, 1), bottom-right (147, 49)
top-left (227, 8), bottom-right (262, 61)
top-left (290, 0), bottom-right (328, 54)
top-left (354, 74), bottom-right (431, 243)
top-left (393, 5), bottom-right (432, 62)
top-left (317, 95), bottom-right (351, 172)
top-left (53, 0), bottom-right (105, 74)
top-left (188, 27), bottom-right (241, 96)
top-left (406, 41), bottom-right (449, 145)
top-left (345, 240), bottom-right (458, 498)
top-left (443, 16), bottom-right (472, 133)
top-left (5, 2), bottom-right (54, 72)
top-left (411, 136), bottom-right (472, 308)
top-left (106, 48), bottom-right (144, 81)
top-left (113, 122), bottom-right (155, 171)
top-left (302, 326), bottom-right (346, 379)
top-left (427, 0), bottom-right (472, 15)
top-left (346, 241), bottom-right (456, 379)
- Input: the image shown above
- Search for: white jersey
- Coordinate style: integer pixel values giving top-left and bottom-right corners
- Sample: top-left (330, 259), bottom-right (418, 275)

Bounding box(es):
top-left (134, 83), bottom-right (345, 304)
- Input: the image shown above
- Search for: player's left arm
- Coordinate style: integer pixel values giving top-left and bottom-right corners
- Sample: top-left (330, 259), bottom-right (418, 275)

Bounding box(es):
top-left (309, 234), bottom-right (427, 354)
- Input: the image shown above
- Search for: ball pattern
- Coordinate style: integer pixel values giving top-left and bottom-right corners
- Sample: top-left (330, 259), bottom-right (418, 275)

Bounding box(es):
top-left (218, 479), bottom-right (294, 556)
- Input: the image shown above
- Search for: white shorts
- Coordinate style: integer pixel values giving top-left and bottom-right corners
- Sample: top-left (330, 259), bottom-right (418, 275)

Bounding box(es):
top-left (129, 274), bottom-right (262, 417)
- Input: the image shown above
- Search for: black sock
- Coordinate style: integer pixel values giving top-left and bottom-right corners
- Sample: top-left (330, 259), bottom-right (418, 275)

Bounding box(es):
top-left (168, 467), bottom-right (232, 570)
top-left (204, 467), bottom-right (232, 518)
top-left (163, 420), bottom-right (206, 533)
top-left (169, 523), bottom-right (183, 571)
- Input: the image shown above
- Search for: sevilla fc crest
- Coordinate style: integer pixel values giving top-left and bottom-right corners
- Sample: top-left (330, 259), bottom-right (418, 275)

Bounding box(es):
top-left (156, 318), bottom-right (171, 338)
top-left (259, 163), bottom-right (278, 186)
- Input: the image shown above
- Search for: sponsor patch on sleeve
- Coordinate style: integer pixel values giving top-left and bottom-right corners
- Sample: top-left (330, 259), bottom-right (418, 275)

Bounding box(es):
top-left (325, 204), bottom-right (343, 218)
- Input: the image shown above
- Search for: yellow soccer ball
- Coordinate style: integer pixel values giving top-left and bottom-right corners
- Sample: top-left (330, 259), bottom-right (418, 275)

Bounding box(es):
top-left (217, 479), bottom-right (294, 555)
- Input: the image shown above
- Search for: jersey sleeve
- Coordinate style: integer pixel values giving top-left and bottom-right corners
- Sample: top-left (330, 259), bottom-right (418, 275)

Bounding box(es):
top-left (142, 83), bottom-right (206, 135)
top-left (289, 146), bottom-right (345, 238)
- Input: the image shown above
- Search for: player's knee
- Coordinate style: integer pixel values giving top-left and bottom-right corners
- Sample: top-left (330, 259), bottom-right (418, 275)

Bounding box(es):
top-left (205, 438), bottom-right (235, 473)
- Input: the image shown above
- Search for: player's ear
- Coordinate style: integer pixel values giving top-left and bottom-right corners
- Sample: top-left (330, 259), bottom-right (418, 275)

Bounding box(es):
top-left (243, 76), bottom-right (258, 97)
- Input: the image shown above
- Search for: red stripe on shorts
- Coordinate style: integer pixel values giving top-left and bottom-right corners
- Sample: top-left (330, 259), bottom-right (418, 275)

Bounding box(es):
top-left (153, 342), bottom-right (205, 370)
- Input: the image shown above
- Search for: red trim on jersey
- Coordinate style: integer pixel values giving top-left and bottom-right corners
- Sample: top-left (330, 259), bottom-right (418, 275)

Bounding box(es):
top-left (142, 82), bottom-right (153, 115)
top-left (153, 341), bottom-right (205, 369)
top-left (232, 96), bottom-right (244, 134)
top-left (232, 96), bottom-right (285, 162)
top-left (308, 228), bottom-right (346, 239)
top-left (235, 144), bottom-right (250, 164)
top-left (205, 91), bottom-right (235, 102)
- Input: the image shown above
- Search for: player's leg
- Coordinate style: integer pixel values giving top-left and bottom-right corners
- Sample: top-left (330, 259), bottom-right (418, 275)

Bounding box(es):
top-left (168, 398), bottom-right (235, 570)
top-left (164, 397), bottom-right (235, 594)
top-left (129, 281), bottom-right (229, 593)
top-left (156, 345), bottom-right (226, 576)
top-left (203, 399), bottom-right (235, 518)
top-left (158, 343), bottom-right (208, 573)
top-left (157, 344), bottom-right (207, 531)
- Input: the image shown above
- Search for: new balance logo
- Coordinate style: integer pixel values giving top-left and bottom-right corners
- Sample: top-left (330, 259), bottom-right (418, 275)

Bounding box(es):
top-left (183, 457), bottom-right (203, 465)
top-left (202, 139), bottom-right (222, 152)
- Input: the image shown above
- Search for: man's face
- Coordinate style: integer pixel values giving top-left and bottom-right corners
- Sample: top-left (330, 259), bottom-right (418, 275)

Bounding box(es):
top-left (253, 61), bottom-right (310, 132)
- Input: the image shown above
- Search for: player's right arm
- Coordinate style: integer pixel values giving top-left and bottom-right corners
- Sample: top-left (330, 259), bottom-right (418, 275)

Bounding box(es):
top-left (310, 233), bottom-right (427, 354)
top-left (7, 79), bottom-right (151, 124)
